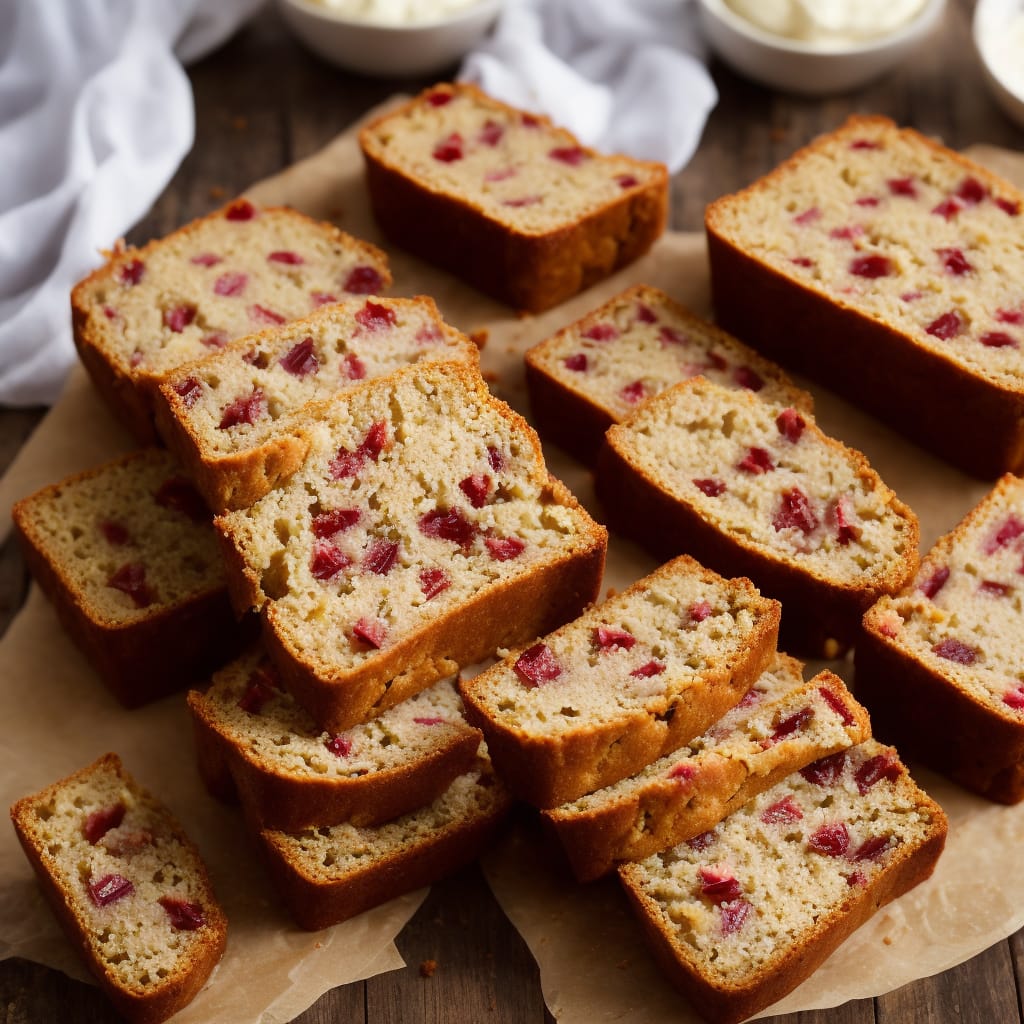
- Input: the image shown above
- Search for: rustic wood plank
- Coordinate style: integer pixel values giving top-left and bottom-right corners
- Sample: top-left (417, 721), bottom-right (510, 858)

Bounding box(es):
top-left (773, 1002), bottom-right (876, 1024)
top-left (0, 958), bottom-right (120, 1024)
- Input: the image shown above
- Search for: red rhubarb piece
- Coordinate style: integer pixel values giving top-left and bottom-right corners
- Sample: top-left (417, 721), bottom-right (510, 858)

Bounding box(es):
top-left (343, 265), bottom-right (385, 294)
top-left (190, 252), bottom-right (222, 267)
top-left (418, 507), bottom-right (478, 548)
top-left (103, 306), bottom-right (118, 320)
top-left (329, 448), bottom-right (364, 479)
top-left (583, 323), bottom-right (619, 342)
top-left (901, 291), bottom-right (923, 302)
top-left (343, 353), bottom-right (366, 379)
top-left (158, 897), bottom-right (206, 931)
top-left (486, 446), bottom-right (506, 472)
top-left (426, 89), bottom-right (452, 106)
top-left (433, 132), bottom-right (464, 162)
top-left (719, 899), bottom-right (752, 936)
top-left (631, 660), bottom-right (665, 678)
top-left (268, 250), bottom-right (303, 265)
top-left (201, 331), bottom-right (228, 349)
top-left (956, 176), bottom-right (988, 204)
top-left (118, 259), bottom-right (145, 286)
top-left (850, 139), bottom-right (881, 150)
top-left (737, 688), bottom-right (763, 709)
top-left (250, 304), bottom-right (286, 325)
top-left (459, 474), bottom-right (492, 508)
top-left (83, 804), bottom-right (126, 844)
top-left (932, 638), bottom-right (977, 665)
top-left (311, 291), bottom-right (338, 307)
top-left (699, 865), bottom-right (742, 904)
top-left (635, 302), bottom-right (658, 324)
top-left (549, 146), bottom-right (586, 166)
top-left (89, 874), bottom-right (134, 907)
top-left (738, 447), bottom-right (774, 474)
top-left (856, 196), bottom-right (880, 207)
top-left (563, 353), bottom-right (587, 372)
top-left (280, 337), bottom-right (319, 377)
top-left (668, 763), bottom-right (694, 783)
top-left (620, 380), bottom-right (647, 403)
top-left (979, 331), bottom-right (1017, 348)
top-left (693, 478), bottom-right (727, 497)
top-left (484, 167), bottom-right (517, 183)
top-left (617, 174), bottom-right (639, 188)
top-left (503, 196), bottom-right (541, 208)
top-left (855, 752), bottom-right (902, 793)
top-left (310, 541), bottom-right (352, 581)
top-left (996, 308), bottom-right (1024, 325)
top-left (1003, 687), bottom-right (1024, 710)
top-left (830, 224), bottom-right (864, 241)
top-left (819, 686), bottom-right (856, 726)
top-left (237, 676), bottom-right (275, 714)
top-left (225, 198), bottom-right (256, 220)
top-left (984, 515), bottom-right (1024, 554)
top-left (932, 197), bottom-right (963, 220)
top-left (155, 477), bottom-right (208, 522)
top-left (486, 535), bottom-right (525, 561)
top-left (852, 835), bottom-right (894, 862)
top-left (325, 735), bottom-right (352, 757)
top-left (107, 564), bottom-right (155, 608)
top-left (99, 521), bottom-right (131, 546)
top-left (997, 197), bottom-right (1021, 216)
top-left (760, 796), bottom-right (803, 824)
top-left (808, 822), bottom-right (849, 857)
top-left (801, 751), bottom-right (847, 787)
top-left (514, 644), bottom-right (562, 687)
top-left (214, 271), bottom-right (248, 296)
top-left (734, 366), bottom-right (764, 391)
top-left (419, 567), bottom-right (450, 599)
top-left (769, 707), bottom-right (814, 744)
top-left (312, 508), bottom-right (360, 537)
top-left (887, 177), bottom-right (917, 197)
top-left (594, 626), bottom-right (636, 651)
top-left (355, 301), bottom-right (397, 331)
top-left (478, 120), bottom-right (504, 146)
top-left (353, 617), bottom-right (387, 648)
top-left (170, 376), bottom-right (201, 409)
top-left (919, 565), bottom-right (950, 598)
top-left (830, 495), bottom-right (860, 546)
top-left (775, 407), bottom-right (805, 443)
top-left (850, 254), bottom-right (892, 278)
top-left (688, 831), bottom-right (716, 851)
top-left (773, 487), bottom-right (819, 534)
top-left (689, 600), bottom-right (712, 623)
top-left (980, 580), bottom-right (1012, 597)
top-left (659, 325), bottom-right (686, 346)
top-left (938, 247), bottom-right (972, 275)
top-left (218, 387), bottom-right (264, 429)
top-left (363, 539), bottom-right (399, 575)
top-left (790, 257), bottom-right (814, 267)
top-left (163, 304), bottom-right (196, 333)
top-left (794, 207), bottom-right (820, 225)
top-left (414, 716), bottom-right (445, 726)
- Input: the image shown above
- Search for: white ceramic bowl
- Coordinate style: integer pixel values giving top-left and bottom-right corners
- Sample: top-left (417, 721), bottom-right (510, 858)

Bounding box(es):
top-left (697, 0), bottom-right (946, 95)
top-left (277, 0), bottom-right (502, 77)
top-left (974, 0), bottom-right (1024, 131)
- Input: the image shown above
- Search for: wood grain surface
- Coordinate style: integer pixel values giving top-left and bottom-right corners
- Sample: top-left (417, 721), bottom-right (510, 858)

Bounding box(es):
top-left (2, 1), bottom-right (1022, 1021)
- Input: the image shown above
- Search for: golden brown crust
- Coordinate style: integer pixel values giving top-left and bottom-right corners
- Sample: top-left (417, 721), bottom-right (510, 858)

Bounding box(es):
top-left (10, 754), bottom-right (228, 1024)
top-left (187, 685), bottom-right (483, 830)
top-left (545, 669), bottom-right (872, 881)
top-left (705, 115), bottom-right (1024, 480)
top-left (359, 85), bottom-right (668, 314)
top-left (619, 811), bottom-right (946, 1024)
top-left (71, 202), bottom-right (391, 444)
top-left (595, 396), bottom-right (919, 657)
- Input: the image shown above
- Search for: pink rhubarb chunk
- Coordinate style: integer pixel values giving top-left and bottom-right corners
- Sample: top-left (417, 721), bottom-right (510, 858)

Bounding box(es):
top-left (772, 488), bottom-right (819, 534)
top-left (159, 897), bottom-right (206, 931)
top-left (693, 478), bottom-right (726, 497)
top-left (355, 301), bottom-right (397, 331)
top-left (459, 474), bottom-right (492, 508)
top-left (931, 637), bottom-right (977, 665)
top-left (310, 542), bottom-right (352, 581)
top-left (737, 447), bottom-right (774, 474)
top-left (698, 865), bottom-right (742, 904)
top-left (326, 735), bottom-right (352, 757)
top-left (83, 804), bottom-right (126, 845)
top-left (808, 823), bottom-right (850, 857)
top-left (775, 407), bottom-right (805, 443)
top-left (594, 626), bottom-right (636, 651)
top-left (419, 567), bottom-right (450, 600)
top-left (418, 507), bottom-right (478, 548)
top-left (353, 617), bottom-right (387, 648)
top-left (312, 508), bottom-right (360, 537)
top-left (514, 644), bottom-right (562, 687)
top-left (485, 535), bottom-right (525, 561)
top-left (214, 271), bottom-right (248, 297)
top-left (218, 387), bottom-right (264, 429)
top-left (800, 752), bottom-right (847, 787)
top-left (107, 564), bottom-right (155, 608)
top-left (760, 796), bottom-right (803, 824)
top-left (363, 539), bottom-right (399, 575)
top-left (164, 304), bottom-right (196, 333)
top-left (280, 337), bottom-right (319, 377)
top-left (344, 266), bottom-right (385, 294)
top-left (89, 874), bottom-right (134, 907)
top-left (855, 753), bottom-right (902, 794)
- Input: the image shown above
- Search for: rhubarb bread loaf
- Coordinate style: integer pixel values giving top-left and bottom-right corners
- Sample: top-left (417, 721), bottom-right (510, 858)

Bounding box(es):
top-left (359, 82), bottom-right (667, 313)
top-left (596, 377), bottom-right (919, 655)
top-left (524, 285), bottom-right (812, 464)
top-left (859, 474), bottom-right (1024, 803)
top-left (619, 740), bottom-right (947, 1024)
top-left (189, 648), bottom-right (481, 830)
top-left (10, 754), bottom-right (227, 1024)
top-left (216, 361), bottom-right (607, 733)
top-left (706, 115), bottom-right (1024, 478)
top-left (459, 555), bottom-right (781, 808)
top-left (72, 199), bottom-right (390, 441)
top-left (257, 747), bottom-right (511, 930)
top-left (11, 450), bottom-right (242, 707)
top-left (545, 659), bottom-right (871, 881)
top-left (155, 295), bottom-right (480, 512)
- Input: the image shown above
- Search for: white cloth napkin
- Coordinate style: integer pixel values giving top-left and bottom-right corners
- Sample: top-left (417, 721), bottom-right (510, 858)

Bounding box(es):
top-left (0, 0), bottom-right (262, 407)
top-left (460, 0), bottom-right (717, 174)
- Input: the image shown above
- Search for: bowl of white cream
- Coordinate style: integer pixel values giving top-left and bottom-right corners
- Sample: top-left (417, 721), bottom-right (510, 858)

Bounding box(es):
top-left (278, 0), bottom-right (502, 77)
top-left (974, 0), bottom-right (1024, 131)
top-left (697, 0), bottom-right (946, 95)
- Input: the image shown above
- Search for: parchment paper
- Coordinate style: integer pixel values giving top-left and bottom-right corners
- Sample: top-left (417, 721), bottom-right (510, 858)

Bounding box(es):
top-left (1, 108), bottom-right (1022, 1023)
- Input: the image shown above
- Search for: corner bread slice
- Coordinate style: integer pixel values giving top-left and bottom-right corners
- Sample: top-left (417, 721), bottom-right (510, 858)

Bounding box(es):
top-left (619, 740), bottom-right (947, 1024)
top-left (596, 377), bottom-right (919, 656)
top-left (544, 658), bottom-right (871, 881)
top-left (72, 198), bottom-right (390, 442)
top-left (216, 361), bottom-right (607, 733)
top-left (10, 754), bottom-right (227, 1024)
top-left (524, 284), bottom-right (812, 464)
top-left (154, 295), bottom-right (480, 512)
top-left (189, 647), bottom-right (482, 830)
top-left (459, 554), bottom-right (781, 808)
top-left (859, 473), bottom-right (1024, 803)
top-left (11, 449), bottom-right (243, 707)
top-left (257, 747), bottom-right (511, 930)
top-left (359, 82), bottom-right (667, 313)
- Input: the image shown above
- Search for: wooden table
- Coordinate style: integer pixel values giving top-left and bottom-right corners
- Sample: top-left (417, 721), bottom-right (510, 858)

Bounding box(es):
top-left (2, 1), bottom-right (1022, 1020)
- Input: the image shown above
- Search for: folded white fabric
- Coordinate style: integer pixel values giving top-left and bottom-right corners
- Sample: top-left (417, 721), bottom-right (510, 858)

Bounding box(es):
top-left (460, 0), bottom-right (717, 174)
top-left (0, 0), bottom-right (262, 407)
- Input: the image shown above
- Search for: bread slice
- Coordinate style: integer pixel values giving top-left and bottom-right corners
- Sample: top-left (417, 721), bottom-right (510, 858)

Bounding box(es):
top-left (72, 199), bottom-right (390, 441)
top-left (215, 361), bottom-right (607, 733)
top-left (859, 473), bottom-right (1024, 803)
top-left (359, 82), bottom-right (667, 312)
top-left (544, 659), bottom-right (871, 881)
top-left (524, 284), bottom-right (812, 464)
top-left (189, 647), bottom-right (482, 830)
top-left (597, 376), bottom-right (919, 655)
top-left (154, 295), bottom-right (480, 512)
top-left (619, 740), bottom-right (947, 1024)
top-left (10, 754), bottom-right (227, 1024)
top-left (459, 554), bottom-right (781, 808)
top-left (257, 747), bottom-right (511, 930)
top-left (11, 449), bottom-right (243, 707)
